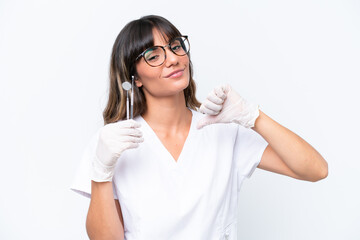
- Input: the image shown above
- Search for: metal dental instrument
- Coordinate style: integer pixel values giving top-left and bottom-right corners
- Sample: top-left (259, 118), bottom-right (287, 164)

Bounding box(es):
top-left (122, 82), bottom-right (132, 120)
top-left (131, 76), bottom-right (134, 119)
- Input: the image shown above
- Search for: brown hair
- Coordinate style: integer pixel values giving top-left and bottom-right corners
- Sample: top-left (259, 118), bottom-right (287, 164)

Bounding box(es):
top-left (102, 15), bottom-right (201, 125)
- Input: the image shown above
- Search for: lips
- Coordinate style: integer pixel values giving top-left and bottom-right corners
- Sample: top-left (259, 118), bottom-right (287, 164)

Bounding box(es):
top-left (164, 69), bottom-right (184, 78)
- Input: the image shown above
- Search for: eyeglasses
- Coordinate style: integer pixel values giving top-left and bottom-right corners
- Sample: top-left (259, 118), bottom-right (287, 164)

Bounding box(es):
top-left (135, 35), bottom-right (190, 67)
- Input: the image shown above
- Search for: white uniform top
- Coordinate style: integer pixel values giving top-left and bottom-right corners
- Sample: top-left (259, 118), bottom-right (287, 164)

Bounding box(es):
top-left (71, 109), bottom-right (268, 240)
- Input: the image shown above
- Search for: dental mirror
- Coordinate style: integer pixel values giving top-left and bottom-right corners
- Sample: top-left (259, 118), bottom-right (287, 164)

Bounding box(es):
top-left (122, 82), bottom-right (132, 119)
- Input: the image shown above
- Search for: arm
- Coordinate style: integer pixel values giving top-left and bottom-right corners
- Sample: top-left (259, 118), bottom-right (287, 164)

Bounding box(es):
top-left (87, 119), bottom-right (143, 239)
top-left (114, 200), bottom-right (125, 229)
top-left (86, 181), bottom-right (124, 240)
top-left (254, 110), bottom-right (328, 182)
top-left (197, 84), bottom-right (328, 182)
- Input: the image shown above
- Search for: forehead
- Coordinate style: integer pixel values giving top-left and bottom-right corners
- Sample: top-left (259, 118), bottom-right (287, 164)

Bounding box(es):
top-left (152, 28), bottom-right (171, 46)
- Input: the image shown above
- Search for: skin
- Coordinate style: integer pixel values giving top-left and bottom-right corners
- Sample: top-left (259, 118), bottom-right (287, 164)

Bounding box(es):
top-left (134, 28), bottom-right (193, 162)
top-left (87, 27), bottom-right (328, 240)
top-left (87, 182), bottom-right (124, 240)
top-left (86, 28), bottom-right (192, 240)
top-left (254, 111), bottom-right (328, 182)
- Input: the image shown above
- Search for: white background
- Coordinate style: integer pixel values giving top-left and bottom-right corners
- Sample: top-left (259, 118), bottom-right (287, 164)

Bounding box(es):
top-left (1, 0), bottom-right (359, 239)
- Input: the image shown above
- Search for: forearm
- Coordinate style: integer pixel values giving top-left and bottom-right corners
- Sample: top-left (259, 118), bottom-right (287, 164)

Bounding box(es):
top-left (86, 181), bottom-right (124, 240)
top-left (253, 110), bottom-right (328, 181)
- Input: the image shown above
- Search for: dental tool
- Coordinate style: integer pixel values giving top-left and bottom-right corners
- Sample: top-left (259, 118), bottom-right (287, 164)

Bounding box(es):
top-left (122, 82), bottom-right (132, 120)
top-left (131, 76), bottom-right (134, 119)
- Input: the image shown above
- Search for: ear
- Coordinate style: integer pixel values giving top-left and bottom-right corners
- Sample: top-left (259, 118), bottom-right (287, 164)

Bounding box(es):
top-left (135, 79), bottom-right (143, 87)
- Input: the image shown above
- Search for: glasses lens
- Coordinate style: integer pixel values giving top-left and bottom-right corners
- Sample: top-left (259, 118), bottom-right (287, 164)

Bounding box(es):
top-left (144, 47), bottom-right (165, 66)
top-left (170, 36), bottom-right (190, 56)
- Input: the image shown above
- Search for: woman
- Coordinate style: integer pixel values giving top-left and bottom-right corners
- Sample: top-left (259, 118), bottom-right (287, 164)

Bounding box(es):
top-left (71, 15), bottom-right (328, 240)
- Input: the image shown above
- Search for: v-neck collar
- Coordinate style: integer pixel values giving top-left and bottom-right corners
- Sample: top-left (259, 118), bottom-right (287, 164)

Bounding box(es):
top-left (138, 109), bottom-right (196, 169)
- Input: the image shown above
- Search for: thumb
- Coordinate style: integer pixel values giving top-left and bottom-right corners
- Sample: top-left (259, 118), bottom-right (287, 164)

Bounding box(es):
top-left (196, 115), bottom-right (218, 129)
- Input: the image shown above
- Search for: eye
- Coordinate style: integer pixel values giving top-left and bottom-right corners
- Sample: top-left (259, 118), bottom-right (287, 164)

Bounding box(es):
top-left (171, 45), bottom-right (181, 51)
top-left (144, 47), bottom-right (162, 62)
top-left (171, 38), bottom-right (186, 52)
top-left (146, 54), bottom-right (160, 62)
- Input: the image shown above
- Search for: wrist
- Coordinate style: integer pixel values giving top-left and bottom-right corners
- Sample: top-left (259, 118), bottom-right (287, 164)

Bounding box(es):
top-left (252, 109), bottom-right (264, 131)
top-left (233, 103), bottom-right (260, 128)
top-left (91, 155), bottom-right (115, 182)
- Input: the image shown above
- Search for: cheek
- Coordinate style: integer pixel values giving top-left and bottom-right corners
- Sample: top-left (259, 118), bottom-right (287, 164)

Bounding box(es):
top-left (136, 63), bottom-right (161, 82)
top-left (182, 56), bottom-right (190, 76)
top-left (143, 70), bottom-right (161, 80)
top-left (185, 63), bottom-right (191, 80)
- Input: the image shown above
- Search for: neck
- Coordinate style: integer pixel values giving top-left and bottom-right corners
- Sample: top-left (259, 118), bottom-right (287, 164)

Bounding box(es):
top-left (141, 92), bottom-right (192, 133)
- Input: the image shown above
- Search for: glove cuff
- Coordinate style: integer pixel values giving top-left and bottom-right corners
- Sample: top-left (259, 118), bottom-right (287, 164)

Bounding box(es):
top-left (233, 103), bottom-right (260, 128)
top-left (91, 155), bottom-right (115, 182)
top-left (246, 104), bottom-right (260, 128)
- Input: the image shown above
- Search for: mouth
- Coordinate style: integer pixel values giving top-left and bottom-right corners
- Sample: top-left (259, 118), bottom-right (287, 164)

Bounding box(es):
top-left (164, 69), bottom-right (185, 78)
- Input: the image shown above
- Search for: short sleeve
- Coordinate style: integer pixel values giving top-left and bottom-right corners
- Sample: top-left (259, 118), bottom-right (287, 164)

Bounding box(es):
top-left (112, 180), bottom-right (119, 200)
top-left (234, 125), bottom-right (268, 179)
top-left (70, 129), bottom-right (121, 199)
top-left (70, 129), bottom-right (101, 198)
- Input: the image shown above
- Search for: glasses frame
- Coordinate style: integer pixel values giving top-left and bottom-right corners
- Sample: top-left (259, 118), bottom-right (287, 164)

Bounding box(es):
top-left (135, 35), bottom-right (190, 67)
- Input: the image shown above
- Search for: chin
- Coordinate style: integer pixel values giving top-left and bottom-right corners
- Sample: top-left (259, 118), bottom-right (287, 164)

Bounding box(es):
top-left (160, 78), bottom-right (189, 97)
top-left (174, 75), bottom-right (190, 91)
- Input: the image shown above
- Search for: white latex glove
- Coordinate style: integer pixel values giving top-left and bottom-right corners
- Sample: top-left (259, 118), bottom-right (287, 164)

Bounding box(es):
top-left (197, 84), bottom-right (260, 129)
top-left (91, 119), bottom-right (144, 182)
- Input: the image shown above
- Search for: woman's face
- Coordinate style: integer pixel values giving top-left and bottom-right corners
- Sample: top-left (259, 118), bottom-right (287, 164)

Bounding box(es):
top-left (134, 28), bottom-right (190, 99)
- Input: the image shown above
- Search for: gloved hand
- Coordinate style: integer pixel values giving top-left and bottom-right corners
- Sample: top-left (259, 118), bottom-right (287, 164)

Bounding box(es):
top-left (197, 84), bottom-right (260, 129)
top-left (91, 119), bottom-right (144, 182)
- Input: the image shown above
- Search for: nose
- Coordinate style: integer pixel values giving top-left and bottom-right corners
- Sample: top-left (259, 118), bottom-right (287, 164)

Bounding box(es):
top-left (164, 47), bottom-right (179, 67)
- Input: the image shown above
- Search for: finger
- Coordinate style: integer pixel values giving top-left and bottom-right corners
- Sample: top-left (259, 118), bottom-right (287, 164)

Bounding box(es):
top-left (221, 84), bottom-right (232, 95)
top-left (196, 115), bottom-right (218, 129)
top-left (199, 104), bottom-right (218, 115)
top-left (116, 128), bottom-right (143, 137)
top-left (116, 119), bottom-right (142, 129)
top-left (202, 99), bottom-right (222, 113)
top-left (207, 90), bottom-right (224, 105)
top-left (120, 135), bottom-right (144, 143)
top-left (214, 85), bottom-right (227, 99)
